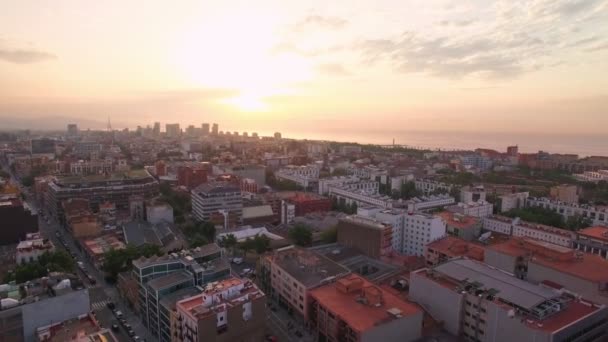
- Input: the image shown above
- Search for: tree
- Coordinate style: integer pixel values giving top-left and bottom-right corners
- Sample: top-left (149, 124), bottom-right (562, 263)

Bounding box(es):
top-left (253, 235), bottom-right (271, 254)
top-left (565, 214), bottom-right (593, 231)
top-left (238, 237), bottom-right (255, 255)
top-left (320, 226), bottom-right (338, 244)
top-left (289, 224), bottom-right (313, 247)
top-left (504, 207), bottom-right (566, 228)
top-left (400, 181), bottom-right (421, 199)
top-left (219, 234), bottom-right (238, 255)
top-left (331, 168), bottom-right (347, 176)
top-left (183, 221), bottom-right (217, 246)
top-left (102, 244), bottom-right (164, 281)
top-left (8, 250), bottom-right (75, 284)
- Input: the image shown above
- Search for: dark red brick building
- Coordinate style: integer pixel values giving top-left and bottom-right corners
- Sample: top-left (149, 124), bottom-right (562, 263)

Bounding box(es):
top-left (289, 193), bottom-right (331, 216)
top-left (177, 164), bottom-right (208, 189)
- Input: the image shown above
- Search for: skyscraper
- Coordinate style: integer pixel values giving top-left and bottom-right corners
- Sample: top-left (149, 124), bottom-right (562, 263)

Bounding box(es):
top-left (212, 123), bottom-right (219, 135)
top-left (165, 123), bottom-right (181, 138)
top-left (153, 122), bottom-right (160, 136)
top-left (67, 124), bottom-right (78, 136)
top-left (202, 123), bottom-right (210, 135)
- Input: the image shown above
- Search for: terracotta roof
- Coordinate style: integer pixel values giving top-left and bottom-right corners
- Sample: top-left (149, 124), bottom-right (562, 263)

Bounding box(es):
top-left (309, 274), bottom-right (422, 333)
top-left (426, 236), bottom-right (485, 261)
top-left (578, 226), bottom-right (608, 243)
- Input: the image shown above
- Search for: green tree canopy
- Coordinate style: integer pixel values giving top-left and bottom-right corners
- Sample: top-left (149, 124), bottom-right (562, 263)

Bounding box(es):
top-left (102, 244), bottom-right (163, 281)
top-left (320, 226), bottom-right (337, 244)
top-left (289, 224), bottom-right (313, 247)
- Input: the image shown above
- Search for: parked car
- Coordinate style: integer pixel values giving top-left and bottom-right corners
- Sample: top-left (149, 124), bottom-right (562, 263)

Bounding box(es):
top-left (115, 310), bottom-right (124, 319)
top-left (107, 302), bottom-right (116, 310)
top-left (231, 257), bottom-right (243, 265)
top-left (111, 324), bottom-right (120, 332)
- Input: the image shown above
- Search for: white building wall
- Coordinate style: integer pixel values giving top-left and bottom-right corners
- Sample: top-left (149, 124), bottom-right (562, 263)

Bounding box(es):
top-left (402, 214), bottom-right (446, 256)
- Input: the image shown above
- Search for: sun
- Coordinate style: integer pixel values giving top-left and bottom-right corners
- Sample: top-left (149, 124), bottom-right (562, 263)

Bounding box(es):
top-left (224, 93), bottom-right (268, 112)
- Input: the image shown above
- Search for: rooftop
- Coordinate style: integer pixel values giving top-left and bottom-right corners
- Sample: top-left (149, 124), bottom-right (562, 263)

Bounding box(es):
top-left (309, 274), bottom-right (422, 333)
top-left (147, 271), bottom-right (193, 291)
top-left (578, 226), bottom-right (608, 243)
top-left (488, 238), bottom-right (608, 283)
top-left (159, 287), bottom-right (202, 311)
top-left (193, 181), bottom-right (240, 195)
top-left (242, 205), bottom-right (274, 219)
top-left (426, 236), bottom-right (484, 261)
top-left (123, 220), bottom-right (175, 247)
top-left (37, 314), bottom-right (117, 342)
top-left (339, 215), bottom-right (391, 230)
top-left (437, 211), bottom-right (480, 229)
top-left (55, 169), bottom-right (153, 186)
top-left (132, 243), bottom-right (221, 268)
top-left (82, 234), bottom-right (125, 256)
top-left (269, 246), bottom-right (351, 288)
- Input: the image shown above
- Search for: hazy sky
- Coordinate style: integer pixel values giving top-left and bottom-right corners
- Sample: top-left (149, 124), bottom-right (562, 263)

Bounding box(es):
top-left (1, 0), bottom-right (608, 137)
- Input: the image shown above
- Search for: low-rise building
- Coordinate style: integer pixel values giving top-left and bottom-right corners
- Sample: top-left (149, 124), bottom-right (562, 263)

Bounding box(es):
top-left (309, 274), bottom-right (423, 342)
top-left (485, 237), bottom-right (608, 305)
top-left (425, 236), bottom-right (485, 267)
top-left (35, 313), bottom-right (118, 342)
top-left (526, 197), bottom-right (608, 226)
top-left (410, 258), bottom-right (608, 342)
top-left (402, 212), bottom-right (447, 256)
top-left (318, 175), bottom-right (360, 195)
top-left (81, 234), bottom-right (126, 266)
top-left (574, 226), bottom-right (608, 258)
top-left (328, 181), bottom-right (392, 209)
top-left (498, 191), bottom-right (529, 213)
top-left (574, 169), bottom-right (608, 183)
top-left (275, 164), bottom-right (320, 189)
top-left (483, 216), bottom-right (575, 248)
top-left (175, 277), bottom-right (266, 342)
top-left (549, 184), bottom-right (580, 204)
top-left (446, 201), bottom-right (493, 218)
top-left (437, 211), bottom-right (481, 241)
top-left (258, 246), bottom-right (350, 321)
top-left (16, 232), bottom-right (55, 264)
top-left (405, 194), bottom-right (455, 212)
top-left (146, 200), bottom-right (174, 224)
top-left (414, 179), bottom-right (453, 196)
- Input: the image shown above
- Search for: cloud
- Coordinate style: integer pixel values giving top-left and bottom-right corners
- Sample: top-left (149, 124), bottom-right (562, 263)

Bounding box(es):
top-left (316, 63), bottom-right (351, 76)
top-left (439, 19), bottom-right (476, 27)
top-left (585, 42), bottom-right (608, 52)
top-left (567, 36), bottom-right (600, 47)
top-left (0, 48), bottom-right (56, 64)
top-left (294, 15), bottom-right (348, 31)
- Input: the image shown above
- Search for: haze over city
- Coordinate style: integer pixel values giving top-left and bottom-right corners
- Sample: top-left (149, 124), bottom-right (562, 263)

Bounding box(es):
top-left (2, 0), bottom-right (608, 152)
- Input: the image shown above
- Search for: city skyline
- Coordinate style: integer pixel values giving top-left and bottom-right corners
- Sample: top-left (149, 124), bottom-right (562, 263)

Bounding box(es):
top-left (1, 0), bottom-right (608, 139)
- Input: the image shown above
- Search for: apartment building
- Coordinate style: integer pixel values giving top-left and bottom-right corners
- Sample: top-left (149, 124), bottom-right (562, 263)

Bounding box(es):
top-left (373, 209), bottom-right (406, 253)
top-left (318, 175), bottom-right (360, 195)
top-left (574, 170), bottom-right (608, 183)
top-left (175, 277), bottom-right (266, 342)
top-left (424, 236), bottom-right (484, 267)
top-left (438, 211), bottom-right (481, 241)
top-left (257, 246), bottom-right (350, 321)
top-left (336, 215), bottom-right (393, 259)
top-left (461, 185), bottom-right (486, 203)
top-left (69, 159), bottom-right (115, 175)
top-left (485, 237), bottom-right (608, 306)
top-left (191, 182), bottom-right (242, 225)
top-left (414, 179), bottom-right (453, 195)
top-left (45, 169), bottom-right (159, 222)
top-left (446, 201), bottom-right (494, 218)
top-left (328, 181), bottom-right (392, 209)
top-left (402, 212), bottom-right (447, 256)
top-left (309, 274), bottom-right (423, 342)
top-left (16, 232), bottom-right (55, 264)
top-left (410, 258), bottom-right (608, 342)
top-left (498, 191), bottom-right (529, 213)
top-left (574, 226), bottom-right (608, 258)
top-left (549, 184), bottom-right (580, 204)
top-left (527, 197), bottom-right (608, 226)
top-left (131, 244), bottom-right (230, 340)
top-left (275, 164), bottom-right (320, 188)
top-left (482, 216), bottom-right (575, 248)
top-left (0, 197), bottom-right (38, 245)
top-left (405, 194), bottom-right (455, 212)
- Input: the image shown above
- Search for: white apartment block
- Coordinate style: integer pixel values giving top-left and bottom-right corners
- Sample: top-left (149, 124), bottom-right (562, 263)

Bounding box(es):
top-left (499, 192), bottom-right (529, 213)
top-left (191, 183), bottom-right (243, 222)
top-left (328, 184), bottom-right (393, 209)
top-left (374, 210), bottom-right (407, 253)
top-left (406, 195), bottom-right (455, 212)
top-left (69, 159), bottom-right (114, 175)
top-left (414, 179), bottom-right (453, 195)
top-left (317, 175), bottom-right (360, 195)
top-left (482, 216), bottom-right (575, 248)
top-left (460, 186), bottom-right (486, 203)
top-left (275, 164), bottom-right (320, 188)
top-left (402, 213), bottom-right (446, 256)
top-left (527, 197), bottom-right (608, 226)
top-left (446, 201), bottom-right (494, 218)
top-left (16, 232), bottom-right (55, 264)
top-left (574, 170), bottom-right (608, 183)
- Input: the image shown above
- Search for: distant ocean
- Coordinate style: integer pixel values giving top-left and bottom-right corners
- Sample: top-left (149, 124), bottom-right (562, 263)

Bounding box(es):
top-left (281, 130), bottom-right (607, 157)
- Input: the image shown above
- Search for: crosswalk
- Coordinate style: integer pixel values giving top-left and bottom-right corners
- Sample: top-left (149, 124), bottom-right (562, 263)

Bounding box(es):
top-left (91, 299), bottom-right (111, 311)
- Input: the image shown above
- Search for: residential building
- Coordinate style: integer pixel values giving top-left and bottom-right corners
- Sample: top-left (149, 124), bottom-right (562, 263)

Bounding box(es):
top-left (574, 170), bottom-right (608, 183)
top-left (257, 246), bottom-right (350, 321)
top-left (287, 192), bottom-right (332, 216)
top-left (122, 220), bottom-right (181, 250)
top-left (373, 209), bottom-right (406, 253)
top-left (485, 237), bottom-right (608, 305)
top-left (574, 226), bottom-right (608, 258)
top-left (81, 234), bottom-right (125, 266)
top-left (318, 175), bottom-right (360, 195)
top-left (131, 244), bottom-right (230, 339)
top-left (201, 123), bottom-right (210, 135)
top-left (438, 211), bottom-right (481, 241)
top-left (328, 181), bottom-right (392, 209)
top-left (67, 123), bottom-right (78, 136)
top-left (308, 274), bottom-right (423, 342)
top-left (16, 232), bottom-right (55, 264)
top-left (175, 277), bottom-right (266, 342)
top-left (73, 141), bottom-right (102, 158)
top-left (461, 185), bottom-right (486, 203)
top-left (242, 205), bottom-right (275, 226)
top-left (401, 212), bottom-right (446, 256)
top-left (158, 287), bottom-right (201, 342)
top-left (240, 178), bottom-right (258, 193)
top-left (549, 184), bottom-right (581, 204)
top-left (446, 201), bottom-right (494, 218)
top-left (275, 164), bottom-right (320, 189)
top-left (336, 215), bottom-right (392, 259)
top-left (68, 214), bottom-right (102, 238)
top-left (459, 154), bottom-right (493, 171)
top-left (69, 159), bottom-right (114, 175)
top-left (147, 200), bottom-right (174, 224)
top-left (527, 197), bottom-right (608, 226)
top-left (410, 258), bottom-right (608, 342)
top-left (215, 164), bottom-right (266, 186)
top-left (339, 145), bottom-right (362, 154)
top-left (424, 236), bottom-right (484, 267)
top-left (405, 194), bottom-right (455, 212)
top-left (482, 216), bottom-right (574, 248)
top-left (0, 276), bottom-right (90, 342)
top-left (211, 123), bottom-right (218, 135)
top-left (191, 182), bottom-right (242, 227)
top-left (45, 170), bottom-right (159, 222)
top-left (0, 198), bottom-right (38, 245)
top-left (35, 313), bottom-right (118, 342)
top-left (177, 164), bottom-right (209, 190)
top-left (499, 191), bottom-right (529, 213)
top-left (166, 123), bottom-right (181, 138)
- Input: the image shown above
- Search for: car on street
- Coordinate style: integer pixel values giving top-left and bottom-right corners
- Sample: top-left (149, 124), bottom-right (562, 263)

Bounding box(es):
top-left (111, 324), bottom-right (120, 332)
top-left (115, 310), bottom-right (124, 319)
top-left (107, 301), bottom-right (116, 310)
top-left (231, 257), bottom-right (243, 265)
top-left (127, 329), bottom-right (136, 337)
top-left (133, 336), bottom-right (141, 341)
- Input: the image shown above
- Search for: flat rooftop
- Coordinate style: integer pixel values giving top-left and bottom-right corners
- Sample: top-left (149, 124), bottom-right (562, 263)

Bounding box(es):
top-left (159, 287), bottom-right (201, 311)
top-left (132, 243), bottom-right (221, 268)
top-left (434, 259), bottom-right (558, 310)
top-left (147, 271), bottom-right (192, 291)
top-left (309, 274), bottom-right (422, 333)
top-left (426, 236), bottom-right (485, 261)
top-left (270, 246), bottom-right (350, 288)
top-left (578, 226), bottom-right (608, 243)
top-left (437, 211), bottom-right (480, 229)
top-left (55, 169), bottom-right (153, 186)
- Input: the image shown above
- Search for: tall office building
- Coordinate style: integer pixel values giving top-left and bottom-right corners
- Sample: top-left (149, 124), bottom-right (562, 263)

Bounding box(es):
top-left (211, 123), bottom-right (219, 135)
top-left (153, 122), bottom-right (161, 136)
top-left (165, 123), bottom-right (181, 138)
top-left (201, 123), bottom-right (210, 135)
top-left (67, 124), bottom-right (78, 136)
